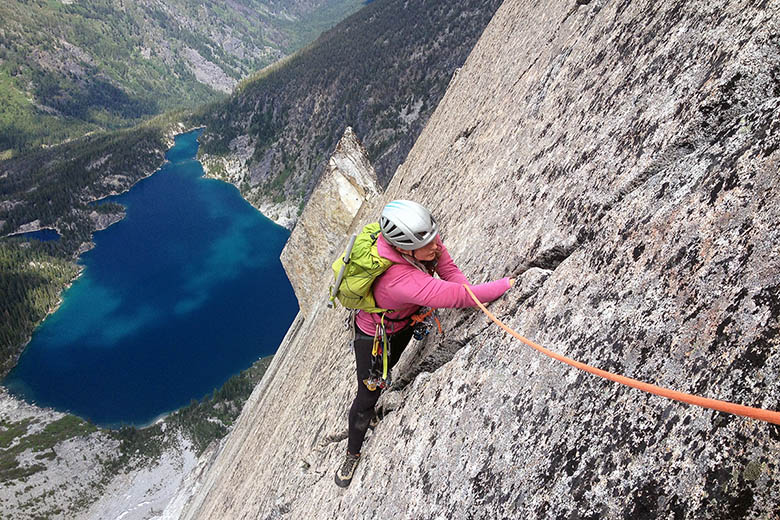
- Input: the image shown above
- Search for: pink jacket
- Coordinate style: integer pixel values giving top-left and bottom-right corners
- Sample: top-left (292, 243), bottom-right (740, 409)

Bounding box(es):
top-left (355, 234), bottom-right (511, 335)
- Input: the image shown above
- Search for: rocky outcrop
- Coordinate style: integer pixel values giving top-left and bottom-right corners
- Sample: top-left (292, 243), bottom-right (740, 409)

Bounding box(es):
top-left (0, 386), bottom-right (200, 520)
top-left (280, 127), bottom-right (382, 314)
top-left (88, 209), bottom-right (125, 232)
top-left (80, 434), bottom-right (198, 520)
top-left (200, 137), bottom-right (300, 230)
top-left (178, 0), bottom-right (780, 518)
top-left (0, 390), bottom-right (118, 519)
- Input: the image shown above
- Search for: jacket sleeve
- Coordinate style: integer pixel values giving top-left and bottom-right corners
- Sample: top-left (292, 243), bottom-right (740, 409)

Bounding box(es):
top-left (383, 265), bottom-right (511, 309)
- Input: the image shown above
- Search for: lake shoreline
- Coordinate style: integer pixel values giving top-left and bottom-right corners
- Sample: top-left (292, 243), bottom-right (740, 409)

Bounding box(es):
top-left (1, 125), bottom-right (193, 406)
top-left (0, 386), bottom-right (199, 520)
top-left (4, 126), bottom-right (297, 427)
top-left (0, 353), bottom-right (275, 519)
top-left (2, 122), bottom-right (289, 413)
top-left (0, 124), bottom-right (191, 382)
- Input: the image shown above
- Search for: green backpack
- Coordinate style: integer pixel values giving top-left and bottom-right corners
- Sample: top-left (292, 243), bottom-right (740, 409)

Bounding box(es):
top-left (329, 222), bottom-right (393, 313)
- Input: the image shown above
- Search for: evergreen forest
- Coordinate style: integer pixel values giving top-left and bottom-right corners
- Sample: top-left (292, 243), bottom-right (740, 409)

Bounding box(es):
top-left (0, 241), bottom-right (79, 376)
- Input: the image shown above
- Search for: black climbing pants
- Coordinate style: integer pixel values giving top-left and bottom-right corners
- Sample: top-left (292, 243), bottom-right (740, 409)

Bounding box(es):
top-left (347, 323), bottom-right (414, 455)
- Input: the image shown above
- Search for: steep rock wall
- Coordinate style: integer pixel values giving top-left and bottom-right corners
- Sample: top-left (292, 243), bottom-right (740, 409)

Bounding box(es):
top-left (180, 0), bottom-right (780, 518)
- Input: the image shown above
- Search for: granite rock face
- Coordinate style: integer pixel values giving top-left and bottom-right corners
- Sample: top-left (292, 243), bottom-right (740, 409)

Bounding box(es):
top-left (280, 127), bottom-right (382, 314)
top-left (179, 1), bottom-right (780, 518)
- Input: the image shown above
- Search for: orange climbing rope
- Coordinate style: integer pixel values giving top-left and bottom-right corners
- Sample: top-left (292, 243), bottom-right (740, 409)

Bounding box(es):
top-left (463, 284), bottom-right (780, 426)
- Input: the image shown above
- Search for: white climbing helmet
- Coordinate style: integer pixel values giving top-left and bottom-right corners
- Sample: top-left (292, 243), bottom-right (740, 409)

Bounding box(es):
top-left (379, 200), bottom-right (438, 250)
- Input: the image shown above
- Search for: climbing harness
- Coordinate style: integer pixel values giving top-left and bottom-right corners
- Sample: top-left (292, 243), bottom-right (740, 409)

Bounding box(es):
top-left (463, 284), bottom-right (780, 426)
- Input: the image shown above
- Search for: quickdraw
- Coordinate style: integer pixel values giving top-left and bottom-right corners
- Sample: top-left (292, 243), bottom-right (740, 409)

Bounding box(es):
top-left (364, 316), bottom-right (391, 391)
top-left (362, 377), bottom-right (388, 392)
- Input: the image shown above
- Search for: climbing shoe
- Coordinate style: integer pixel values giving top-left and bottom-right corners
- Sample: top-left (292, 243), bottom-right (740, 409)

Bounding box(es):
top-left (334, 452), bottom-right (360, 488)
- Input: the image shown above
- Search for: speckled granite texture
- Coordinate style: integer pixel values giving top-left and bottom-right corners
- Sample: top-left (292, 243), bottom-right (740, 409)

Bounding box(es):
top-left (179, 0), bottom-right (780, 518)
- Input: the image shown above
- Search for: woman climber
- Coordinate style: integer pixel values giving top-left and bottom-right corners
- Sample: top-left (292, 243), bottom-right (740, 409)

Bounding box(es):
top-left (335, 199), bottom-right (514, 487)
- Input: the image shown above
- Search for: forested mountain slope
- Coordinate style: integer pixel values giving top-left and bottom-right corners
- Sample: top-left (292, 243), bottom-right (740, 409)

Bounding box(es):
top-left (0, 0), bottom-right (365, 155)
top-left (196, 0), bottom-right (502, 224)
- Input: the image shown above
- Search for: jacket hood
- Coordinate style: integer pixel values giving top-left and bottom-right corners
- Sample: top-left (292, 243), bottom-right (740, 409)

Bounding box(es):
top-left (376, 233), bottom-right (406, 263)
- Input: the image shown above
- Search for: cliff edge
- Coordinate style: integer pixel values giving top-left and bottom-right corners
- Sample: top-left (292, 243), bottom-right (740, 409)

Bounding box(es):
top-left (178, 0), bottom-right (780, 517)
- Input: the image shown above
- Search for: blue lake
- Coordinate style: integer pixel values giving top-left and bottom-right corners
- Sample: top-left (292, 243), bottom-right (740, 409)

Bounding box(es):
top-left (3, 129), bottom-right (299, 427)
